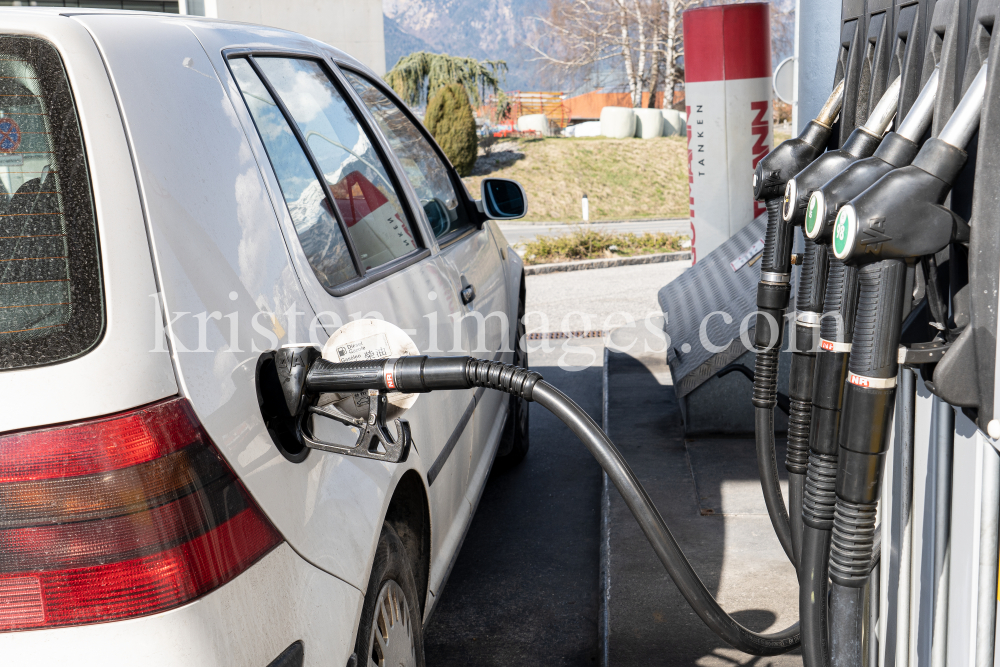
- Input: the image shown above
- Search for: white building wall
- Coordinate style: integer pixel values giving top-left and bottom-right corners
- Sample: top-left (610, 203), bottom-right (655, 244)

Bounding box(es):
top-left (183, 0), bottom-right (386, 75)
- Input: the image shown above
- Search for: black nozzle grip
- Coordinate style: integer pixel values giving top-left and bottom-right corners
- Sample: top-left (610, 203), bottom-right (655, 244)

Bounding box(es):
top-left (848, 260), bottom-right (907, 380)
top-left (306, 358), bottom-right (389, 393)
top-left (820, 258), bottom-right (859, 345)
top-left (394, 356), bottom-right (474, 392)
top-left (796, 238), bottom-right (829, 314)
top-left (761, 198), bottom-right (794, 275)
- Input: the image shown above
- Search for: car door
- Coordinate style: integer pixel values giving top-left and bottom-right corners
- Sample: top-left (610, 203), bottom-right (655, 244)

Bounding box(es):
top-left (337, 67), bottom-right (511, 496)
top-left (220, 49), bottom-right (481, 600)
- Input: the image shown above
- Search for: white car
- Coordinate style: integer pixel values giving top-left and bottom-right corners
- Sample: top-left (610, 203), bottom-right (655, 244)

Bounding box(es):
top-left (0, 9), bottom-right (529, 667)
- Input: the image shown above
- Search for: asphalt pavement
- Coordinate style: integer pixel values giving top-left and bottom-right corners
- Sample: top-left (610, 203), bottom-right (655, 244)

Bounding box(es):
top-left (424, 258), bottom-right (801, 665)
top-left (522, 260), bottom-right (691, 337)
top-left (423, 337), bottom-right (606, 666)
top-left (498, 219), bottom-right (690, 249)
top-left (423, 262), bottom-right (683, 665)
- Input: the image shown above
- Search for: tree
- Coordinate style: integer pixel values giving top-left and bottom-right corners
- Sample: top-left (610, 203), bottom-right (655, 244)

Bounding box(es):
top-left (425, 83), bottom-right (478, 176)
top-left (529, 1), bottom-right (794, 109)
top-left (528, 0), bottom-right (701, 109)
top-left (384, 52), bottom-right (508, 108)
top-left (704, 0), bottom-right (794, 65)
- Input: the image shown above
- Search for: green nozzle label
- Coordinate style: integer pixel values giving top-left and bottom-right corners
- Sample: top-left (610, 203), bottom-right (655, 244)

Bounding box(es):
top-left (805, 195), bottom-right (820, 235)
top-left (833, 208), bottom-right (851, 257)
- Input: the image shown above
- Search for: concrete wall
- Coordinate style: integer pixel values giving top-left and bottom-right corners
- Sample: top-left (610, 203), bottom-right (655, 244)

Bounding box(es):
top-left (183, 0), bottom-right (386, 75)
top-left (793, 0), bottom-right (840, 133)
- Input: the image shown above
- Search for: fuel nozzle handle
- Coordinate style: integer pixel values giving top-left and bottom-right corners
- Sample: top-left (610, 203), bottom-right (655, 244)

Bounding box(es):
top-left (782, 76), bottom-right (902, 229)
top-left (828, 63), bottom-right (988, 590)
top-left (306, 355), bottom-right (544, 398)
top-left (805, 68), bottom-right (940, 242)
top-left (752, 83), bottom-right (846, 408)
top-left (753, 80), bottom-right (845, 203)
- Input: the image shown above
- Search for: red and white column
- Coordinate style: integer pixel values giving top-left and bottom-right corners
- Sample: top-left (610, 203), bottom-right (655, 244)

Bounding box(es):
top-left (683, 2), bottom-right (772, 263)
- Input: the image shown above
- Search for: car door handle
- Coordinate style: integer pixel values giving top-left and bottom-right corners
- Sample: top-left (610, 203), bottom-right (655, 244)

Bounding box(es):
top-left (461, 284), bottom-right (476, 305)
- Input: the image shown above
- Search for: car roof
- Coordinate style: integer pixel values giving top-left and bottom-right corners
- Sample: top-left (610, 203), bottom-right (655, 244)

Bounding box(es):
top-left (0, 7), bottom-right (370, 74)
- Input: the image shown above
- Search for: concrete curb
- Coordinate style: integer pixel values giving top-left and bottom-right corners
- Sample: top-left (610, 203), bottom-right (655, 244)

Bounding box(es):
top-left (524, 250), bottom-right (692, 276)
top-left (599, 347), bottom-right (611, 667)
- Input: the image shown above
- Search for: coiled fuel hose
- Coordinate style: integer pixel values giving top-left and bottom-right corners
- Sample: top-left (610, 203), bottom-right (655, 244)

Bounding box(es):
top-left (297, 354), bottom-right (801, 656)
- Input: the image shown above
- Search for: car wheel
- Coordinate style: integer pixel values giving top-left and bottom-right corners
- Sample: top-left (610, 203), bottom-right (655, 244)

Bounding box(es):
top-left (496, 278), bottom-right (529, 465)
top-left (356, 523), bottom-right (425, 667)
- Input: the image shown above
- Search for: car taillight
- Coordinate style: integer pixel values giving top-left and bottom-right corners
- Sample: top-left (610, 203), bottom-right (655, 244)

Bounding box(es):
top-left (0, 397), bottom-right (282, 631)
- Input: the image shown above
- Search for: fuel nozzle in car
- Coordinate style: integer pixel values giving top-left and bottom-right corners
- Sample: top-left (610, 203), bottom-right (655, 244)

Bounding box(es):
top-left (275, 348), bottom-right (544, 464)
top-left (274, 345), bottom-right (415, 463)
top-left (270, 346), bottom-right (802, 656)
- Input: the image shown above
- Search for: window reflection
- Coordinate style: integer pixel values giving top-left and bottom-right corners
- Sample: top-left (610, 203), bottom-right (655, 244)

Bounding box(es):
top-left (229, 58), bottom-right (357, 290)
top-left (343, 71), bottom-right (469, 239)
top-left (255, 58), bottom-right (419, 270)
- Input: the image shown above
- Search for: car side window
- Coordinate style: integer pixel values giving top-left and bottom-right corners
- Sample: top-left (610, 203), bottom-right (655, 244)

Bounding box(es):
top-left (342, 70), bottom-right (471, 240)
top-left (230, 58), bottom-right (358, 290)
top-left (254, 57), bottom-right (419, 272)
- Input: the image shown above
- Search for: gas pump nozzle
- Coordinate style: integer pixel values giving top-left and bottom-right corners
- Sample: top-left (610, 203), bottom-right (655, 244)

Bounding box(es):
top-left (799, 68), bottom-right (941, 504)
top-left (831, 63), bottom-right (982, 266)
top-left (783, 76), bottom-right (902, 231)
top-left (805, 68), bottom-right (940, 243)
top-left (750, 78), bottom-right (903, 570)
top-left (753, 80), bottom-right (845, 291)
top-left (753, 80), bottom-right (845, 202)
top-left (820, 62), bottom-right (988, 667)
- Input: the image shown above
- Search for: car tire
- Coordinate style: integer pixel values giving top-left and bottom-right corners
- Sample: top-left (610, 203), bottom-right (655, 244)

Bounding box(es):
top-left (496, 277), bottom-right (529, 465)
top-left (355, 523), bottom-right (425, 667)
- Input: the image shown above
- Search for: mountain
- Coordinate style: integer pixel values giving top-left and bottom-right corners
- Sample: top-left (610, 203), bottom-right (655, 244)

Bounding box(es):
top-left (383, 15), bottom-right (440, 72)
top-left (383, 0), bottom-right (546, 91)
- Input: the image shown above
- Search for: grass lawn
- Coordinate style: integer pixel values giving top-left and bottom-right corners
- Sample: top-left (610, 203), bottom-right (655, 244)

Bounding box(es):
top-left (462, 136), bottom-right (690, 222)
top-left (520, 228), bottom-right (687, 265)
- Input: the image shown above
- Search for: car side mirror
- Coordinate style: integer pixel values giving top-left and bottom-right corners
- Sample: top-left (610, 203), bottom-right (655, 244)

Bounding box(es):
top-left (480, 178), bottom-right (528, 220)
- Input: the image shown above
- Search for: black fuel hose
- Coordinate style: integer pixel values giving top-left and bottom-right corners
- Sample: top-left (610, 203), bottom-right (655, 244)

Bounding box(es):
top-left (755, 404), bottom-right (794, 564)
top-left (294, 354), bottom-right (801, 656)
top-left (826, 60), bottom-right (988, 667)
top-left (751, 84), bottom-right (845, 566)
top-left (794, 68), bottom-right (940, 667)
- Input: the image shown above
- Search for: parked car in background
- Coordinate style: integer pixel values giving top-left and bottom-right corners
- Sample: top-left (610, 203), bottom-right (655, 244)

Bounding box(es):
top-left (0, 9), bottom-right (528, 667)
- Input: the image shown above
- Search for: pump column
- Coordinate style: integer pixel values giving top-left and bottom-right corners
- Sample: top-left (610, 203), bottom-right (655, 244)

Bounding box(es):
top-left (683, 3), bottom-right (772, 263)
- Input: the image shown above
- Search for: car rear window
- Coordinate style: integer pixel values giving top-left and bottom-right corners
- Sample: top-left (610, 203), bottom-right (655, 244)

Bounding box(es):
top-left (0, 36), bottom-right (102, 371)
